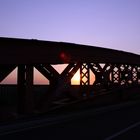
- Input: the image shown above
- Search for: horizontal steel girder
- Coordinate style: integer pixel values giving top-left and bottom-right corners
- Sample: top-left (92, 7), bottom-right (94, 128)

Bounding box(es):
top-left (0, 37), bottom-right (140, 64)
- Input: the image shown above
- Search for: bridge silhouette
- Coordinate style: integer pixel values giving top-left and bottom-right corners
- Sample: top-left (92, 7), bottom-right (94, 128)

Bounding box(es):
top-left (0, 37), bottom-right (140, 118)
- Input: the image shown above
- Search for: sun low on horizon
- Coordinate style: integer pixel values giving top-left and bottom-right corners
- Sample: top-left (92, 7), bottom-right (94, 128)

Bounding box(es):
top-left (0, 65), bottom-right (82, 85)
top-left (71, 69), bottom-right (80, 85)
top-left (0, 64), bottom-right (95, 85)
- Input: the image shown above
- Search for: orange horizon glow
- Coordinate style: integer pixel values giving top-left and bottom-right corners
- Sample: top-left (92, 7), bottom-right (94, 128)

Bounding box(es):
top-left (71, 69), bottom-right (80, 85)
top-left (0, 65), bottom-right (95, 85)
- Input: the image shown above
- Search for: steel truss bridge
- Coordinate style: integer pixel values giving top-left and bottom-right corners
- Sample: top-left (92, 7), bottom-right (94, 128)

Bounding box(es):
top-left (0, 37), bottom-right (140, 115)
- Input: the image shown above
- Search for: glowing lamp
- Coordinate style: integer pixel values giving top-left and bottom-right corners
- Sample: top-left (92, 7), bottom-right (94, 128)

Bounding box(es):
top-left (59, 52), bottom-right (70, 63)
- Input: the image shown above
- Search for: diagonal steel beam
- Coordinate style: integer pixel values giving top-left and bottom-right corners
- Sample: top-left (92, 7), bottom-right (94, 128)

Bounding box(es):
top-left (45, 64), bottom-right (59, 77)
top-left (35, 64), bottom-right (59, 81)
top-left (61, 63), bottom-right (75, 77)
top-left (35, 64), bottom-right (53, 80)
top-left (39, 62), bottom-right (81, 112)
top-left (67, 62), bottom-right (81, 80)
top-left (0, 65), bottom-right (16, 82)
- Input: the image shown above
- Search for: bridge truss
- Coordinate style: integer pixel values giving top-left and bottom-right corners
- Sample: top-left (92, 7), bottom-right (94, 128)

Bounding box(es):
top-left (0, 37), bottom-right (140, 114)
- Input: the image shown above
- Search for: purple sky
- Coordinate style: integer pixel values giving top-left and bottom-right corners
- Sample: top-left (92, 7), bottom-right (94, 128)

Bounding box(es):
top-left (1, 0), bottom-right (140, 54)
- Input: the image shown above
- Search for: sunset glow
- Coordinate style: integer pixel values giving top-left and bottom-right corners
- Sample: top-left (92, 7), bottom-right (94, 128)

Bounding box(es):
top-left (71, 69), bottom-right (80, 85)
top-left (0, 66), bottom-right (96, 85)
top-left (0, 68), bottom-right (17, 84)
top-left (0, 0), bottom-right (140, 84)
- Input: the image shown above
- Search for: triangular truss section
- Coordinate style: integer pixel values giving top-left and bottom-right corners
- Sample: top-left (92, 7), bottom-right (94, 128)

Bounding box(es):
top-left (0, 67), bottom-right (17, 85)
top-left (34, 68), bottom-right (49, 85)
top-left (99, 63), bottom-right (106, 69)
top-left (51, 64), bottom-right (68, 74)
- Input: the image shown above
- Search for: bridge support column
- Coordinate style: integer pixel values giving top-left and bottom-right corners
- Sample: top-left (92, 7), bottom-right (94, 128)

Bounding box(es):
top-left (17, 65), bottom-right (34, 114)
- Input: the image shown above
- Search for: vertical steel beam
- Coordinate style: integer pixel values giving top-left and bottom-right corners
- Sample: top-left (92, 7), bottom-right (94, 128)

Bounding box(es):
top-left (17, 65), bottom-right (34, 114)
top-left (17, 65), bottom-right (26, 114)
top-left (25, 65), bottom-right (34, 113)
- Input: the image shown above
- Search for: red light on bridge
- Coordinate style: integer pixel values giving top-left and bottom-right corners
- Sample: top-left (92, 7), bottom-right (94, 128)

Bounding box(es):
top-left (60, 52), bottom-right (66, 59)
top-left (59, 52), bottom-right (71, 63)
